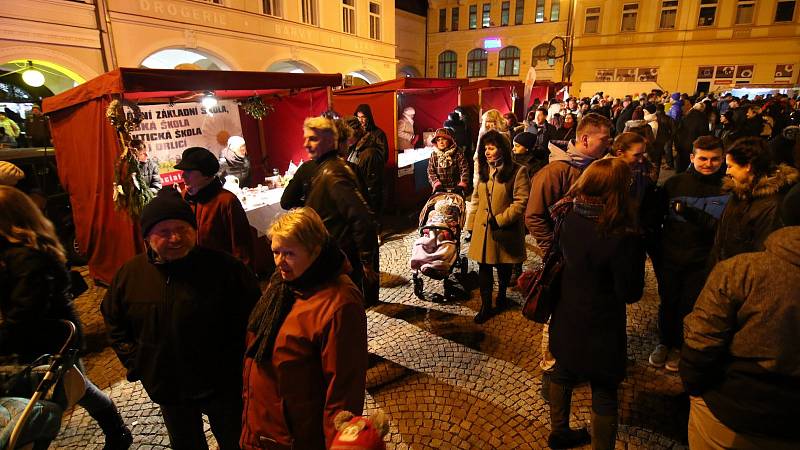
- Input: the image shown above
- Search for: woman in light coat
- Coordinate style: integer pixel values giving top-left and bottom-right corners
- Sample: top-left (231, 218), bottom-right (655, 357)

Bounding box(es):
top-left (465, 130), bottom-right (530, 324)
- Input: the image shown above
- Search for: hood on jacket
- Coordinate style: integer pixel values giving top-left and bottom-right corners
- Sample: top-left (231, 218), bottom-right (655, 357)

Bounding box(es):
top-left (644, 112), bottom-right (658, 123)
top-left (625, 119), bottom-right (647, 130)
top-left (724, 163), bottom-right (800, 200)
top-left (671, 93), bottom-right (681, 101)
top-left (765, 226), bottom-right (800, 266)
top-left (548, 141), bottom-right (596, 169)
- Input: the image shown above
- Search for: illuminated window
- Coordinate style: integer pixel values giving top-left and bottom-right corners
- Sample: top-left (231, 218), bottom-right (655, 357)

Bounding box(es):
top-left (300, 0), bottom-right (318, 25)
top-left (438, 51), bottom-right (457, 78)
top-left (498, 46), bottom-right (521, 76)
top-left (501, 1), bottom-right (510, 26)
top-left (369, 2), bottom-right (381, 39)
top-left (659, 1), bottom-right (679, 29)
top-left (775, 0), bottom-right (796, 22)
top-left (535, 0), bottom-right (545, 22)
top-left (439, 8), bottom-right (447, 32)
top-left (482, 3), bottom-right (491, 27)
top-left (452, 7), bottom-right (460, 31)
top-left (343, 0), bottom-right (356, 34)
top-left (263, 0), bottom-right (282, 17)
top-left (550, 1), bottom-right (560, 21)
top-left (735, 0), bottom-right (755, 25)
top-left (515, 0), bottom-right (525, 24)
top-left (698, 0), bottom-right (717, 27)
top-left (621, 3), bottom-right (639, 31)
top-left (469, 4), bottom-right (478, 29)
top-left (585, 6), bottom-right (601, 34)
top-left (467, 48), bottom-right (488, 78)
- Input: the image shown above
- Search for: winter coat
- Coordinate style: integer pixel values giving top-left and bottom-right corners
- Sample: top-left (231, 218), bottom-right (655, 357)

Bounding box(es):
top-left (184, 177), bottom-right (254, 268)
top-left (615, 102), bottom-right (639, 135)
top-left (101, 247), bottom-right (261, 404)
top-left (654, 111), bottom-right (674, 151)
top-left (660, 168), bottom-right (728, 267)
top-left (668, 94), bottom-right (683, 121)
top-left (219, 147), bottom-right (252, 188)
top-left (552, 125), bottom-right (576, 146)
top-left (397, 116), bottom-right (415, 149)
top-left (524, 142), bottom-right (597, 253)
top-left (240, 273), bottom-right (367, 450)
top-left (465, 164), bottom-right (530, 265)
top-left (674, 108), bottom-right (711, 159)
top-left (427, 143), bottom-right (469, 190)
top-left (550, 207), bottom-right (645, 385)
top-left (525, 121), bottom-right (557, 156)
top-left (682, 226), bottom-right (800, 440)
top-left (305, 151), bottom-right (377, 265)
top-left (0, 243), bottom-right (83, 360)
top-left (139, 158), bottom-right (162, 194)
top-left (347, 133), bottom-right (385, 214)
top-left (710, 164), bottom-right (799, 265)
top-left (444, 115), bottom-right (471, 151)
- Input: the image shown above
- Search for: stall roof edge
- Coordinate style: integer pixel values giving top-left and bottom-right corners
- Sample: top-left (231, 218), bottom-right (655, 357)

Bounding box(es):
top-left (335, 77), bottom-right (469, 94)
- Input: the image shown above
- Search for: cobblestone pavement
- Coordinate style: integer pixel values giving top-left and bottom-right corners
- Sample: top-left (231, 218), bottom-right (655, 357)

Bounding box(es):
top-left (52, 229), bottom-right (689, 449)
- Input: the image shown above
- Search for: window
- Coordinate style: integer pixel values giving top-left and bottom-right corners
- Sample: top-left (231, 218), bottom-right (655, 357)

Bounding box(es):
top-left (467, 48), bottom-right (488, 77)
top-left (438, 51), bottom-right (457, 78)
top-left (775, 0), bottom-right (796, 22)
top-left (535, 0), bottom-right (545, 22)
top-left (501, 1), bottom-right (510, 26)
top-left (698, 0), bottom-right (717, 27)
top-left (469, 4), bottom-right (478, 29)
top-left (659, 0), bottom-right (678, 29)
top-left (263, 0), bottom-right (282, 17)
top-left (369, 2), bottom-right (381, 39)
top-left (585, 6), bottom-right (601, 33)
top-left (498, 46), bottom-right (521, 76)
top-left (342, 0), bottom-right (356, 34)
top-left (452, 7), bottom-right (460, 31)
top-left (439, 8), bottom-right (447, 32)
top-left (550, 1), bottom-right (560, 21)
top-left (300, 0), bottom-right (318, 25)
top-left (621, 3), bottom-right (639, 31)
top-left (515, 0), bottom-right (525, 24)
top-left (482, 3), bottom-right (491, 27)
top-left (735, 0), bottom-right (755, 24)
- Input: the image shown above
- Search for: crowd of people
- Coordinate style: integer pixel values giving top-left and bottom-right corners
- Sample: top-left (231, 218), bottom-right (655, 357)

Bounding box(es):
top-left (0, 88), bottom-right (799, 450)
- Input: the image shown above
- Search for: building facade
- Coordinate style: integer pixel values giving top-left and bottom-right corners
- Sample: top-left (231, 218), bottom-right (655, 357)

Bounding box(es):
top-left (427, 0), bottom-right (800, 96)
top-left (1, 0), bottom-right (399, 96)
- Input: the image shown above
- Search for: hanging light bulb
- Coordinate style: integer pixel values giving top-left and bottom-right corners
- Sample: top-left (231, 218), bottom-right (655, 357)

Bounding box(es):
top-left (21, 61), bottom-right (45, 88)
top-left (201, 91), bottom-right (217, 109)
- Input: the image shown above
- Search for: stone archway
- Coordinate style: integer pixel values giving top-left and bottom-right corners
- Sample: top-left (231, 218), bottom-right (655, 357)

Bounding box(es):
top-left (265, 60), bottom-right (320, 73)
top-left (347, 70), bottom-right (381, 86)
top-left (0, 45), bottom-right (98, 94)
top-left (140, 48), bottom-right (231, 70)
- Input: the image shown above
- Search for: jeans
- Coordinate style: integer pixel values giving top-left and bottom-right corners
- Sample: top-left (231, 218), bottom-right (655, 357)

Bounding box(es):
top-left (159, 394), bottom-right (242, 450)
top-left (657, 263), bottom-right (708, 348)
top-left (550, 364), bottom-right (618, 416)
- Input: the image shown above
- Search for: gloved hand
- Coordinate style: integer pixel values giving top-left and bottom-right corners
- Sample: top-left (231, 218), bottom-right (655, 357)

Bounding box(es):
top-left (488, 217), bottom-right (499, 230)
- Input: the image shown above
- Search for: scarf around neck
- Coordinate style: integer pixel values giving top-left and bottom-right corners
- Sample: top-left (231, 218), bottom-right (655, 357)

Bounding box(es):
top-left (246, 239), bottom-right (345, 364)
top-left (435, 146), bottom-right (457, 168)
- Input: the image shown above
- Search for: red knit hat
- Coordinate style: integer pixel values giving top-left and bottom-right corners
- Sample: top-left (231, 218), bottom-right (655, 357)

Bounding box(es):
top-left (330, 410), bottom-right (389, 450)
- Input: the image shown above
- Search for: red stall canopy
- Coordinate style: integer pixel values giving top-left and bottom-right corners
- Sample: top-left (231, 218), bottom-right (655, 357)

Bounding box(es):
top-left (332, 78), bottom-right (468, 209)
top-left (43, 68), bottom-right (341, 283)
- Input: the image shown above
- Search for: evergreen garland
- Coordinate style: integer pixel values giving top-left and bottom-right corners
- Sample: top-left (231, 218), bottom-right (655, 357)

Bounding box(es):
top-left (106, 98), bottom-right (154, 219)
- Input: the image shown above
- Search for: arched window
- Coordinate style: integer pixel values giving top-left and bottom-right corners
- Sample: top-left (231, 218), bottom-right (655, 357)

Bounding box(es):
top-left (498, 46), bottom-right (521, 76)
top-left (438, 51), bottom-right (457, 78)
top-left (140, 48), bottom-right (229, 70)
top-left (467, 48), bottom-right (488, 78)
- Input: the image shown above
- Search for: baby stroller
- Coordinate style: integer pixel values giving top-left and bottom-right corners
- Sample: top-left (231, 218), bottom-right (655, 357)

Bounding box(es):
top-left (0, 320), bottom-right (85, 450)
top-left (409, 189), bottom-right (470, 300)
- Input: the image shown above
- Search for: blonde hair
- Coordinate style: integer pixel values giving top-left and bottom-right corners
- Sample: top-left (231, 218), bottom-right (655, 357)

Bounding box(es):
top-left (481, 109), bottom-right (507, 131)
top-left (303, 116), bottom-right (338, 144)
top-left (0, 186), bottom-right (66, 263)
top-left (267, 207), bottom-right (329, 253)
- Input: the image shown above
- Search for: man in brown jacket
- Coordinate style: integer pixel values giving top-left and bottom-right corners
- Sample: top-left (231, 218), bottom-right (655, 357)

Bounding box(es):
top-left (175, 147), bottom-right (254, 268)
top-left (524, 113), bottom-right (612, 397)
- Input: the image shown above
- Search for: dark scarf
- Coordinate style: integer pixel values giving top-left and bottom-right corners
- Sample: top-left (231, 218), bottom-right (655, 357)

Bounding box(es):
top-left (246, 239), bottom-right (345, 364)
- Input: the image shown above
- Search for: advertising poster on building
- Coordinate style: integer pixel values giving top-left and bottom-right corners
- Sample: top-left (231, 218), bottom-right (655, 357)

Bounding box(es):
top-left (125, 100), bottom-right (242, 185)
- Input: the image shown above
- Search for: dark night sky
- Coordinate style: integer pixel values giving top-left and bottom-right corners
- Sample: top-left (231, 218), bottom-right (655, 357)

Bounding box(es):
top-left (396, 0), bottom-right (427, 16)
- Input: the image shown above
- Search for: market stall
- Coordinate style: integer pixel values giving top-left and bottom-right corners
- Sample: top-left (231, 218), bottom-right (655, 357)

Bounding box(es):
top-left (43, 67), bottom-right (341, 283)
top-left (460, 79), bottom-right (525, 144)
top-left (332, 78), bottom-right (468, 210)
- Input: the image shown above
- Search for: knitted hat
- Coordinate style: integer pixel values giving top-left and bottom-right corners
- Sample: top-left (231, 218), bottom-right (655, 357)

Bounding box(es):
top-left (513, 132), bottom-right (536, 151)
top-left (174, 147), bottom-right (219, 176)
top-left (430, 128), bottom-right (454, 146)
top-left (0, 161), bottom-right (24, 186)
top-left (781, 183), bottom-right (800, 226)
top-left (140, 188), bottom-right (197, 237)
top-left (643, 103), bottom-right (657, 114)
top-left (331, 410), bottom-right (389, 450)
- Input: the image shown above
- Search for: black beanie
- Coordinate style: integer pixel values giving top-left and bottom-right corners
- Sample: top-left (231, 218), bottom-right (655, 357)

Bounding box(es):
top-left (140, 189), bottom-right (197, 237)
top-left (513, 132), bottom-right (536, 150)
top-left (781, 183), bottom-right (800, 226)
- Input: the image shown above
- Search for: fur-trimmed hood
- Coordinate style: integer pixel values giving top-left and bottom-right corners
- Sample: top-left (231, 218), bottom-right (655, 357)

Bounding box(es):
top-left (723, 163), bottom-right (800, 200)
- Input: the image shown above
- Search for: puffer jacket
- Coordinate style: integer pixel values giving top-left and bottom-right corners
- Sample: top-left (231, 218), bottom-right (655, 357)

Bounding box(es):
top-left (101, 247), bottom-right (260, 404)
top-left (682, 226), bottom-right (800, 440)
top-left (710, 164), bottom-right (799, 264)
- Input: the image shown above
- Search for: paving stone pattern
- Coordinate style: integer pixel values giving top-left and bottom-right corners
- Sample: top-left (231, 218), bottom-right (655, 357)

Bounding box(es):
top-left (52, 230), bottom-right (689, 449)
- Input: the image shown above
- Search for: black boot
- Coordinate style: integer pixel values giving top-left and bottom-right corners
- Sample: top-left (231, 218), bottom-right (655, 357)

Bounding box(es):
top-left (93, 406), bottom-right (133, 450)
top-left (548, 381), bottom-right (590, 449)
top-left (474, 301), bottom-right (491, 324)
top-left (591, 412), bottom-right (618, 450)
top-left (475, 268), bottom-right (493, 324)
